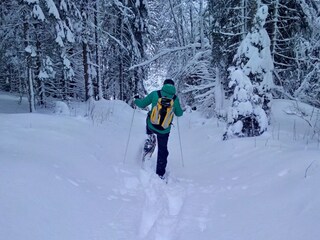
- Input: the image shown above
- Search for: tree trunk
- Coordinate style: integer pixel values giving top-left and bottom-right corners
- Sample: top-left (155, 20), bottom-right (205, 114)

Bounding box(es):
top-left (23, 19), bottom-right (35, 112)
top-left (83, 41), bottom-right (92, 101)
top-left (241, 0), bottom-right (248, 39)
top-left (199, 0), bottom-right (205, 50)
top-left (169, 0), bottom-right (182, 47)
top-left (35, 33), bottom-right (44, 105)
top-left (214, 67), bottom-right (225, 113)
top-left (119, 15), bottom-right (124, 101)
top-left (94, 0), bottom-right (103, 100)
top-left (28, 68), bottom-right (35, 112)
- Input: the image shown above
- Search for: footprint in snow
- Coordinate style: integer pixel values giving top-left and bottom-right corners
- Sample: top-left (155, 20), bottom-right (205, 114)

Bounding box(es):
top-left (138, 169), bottom-right (186, 239)
top-left (139, 182), bottom-right (163, 238)
top-left (197, 206), bottom-right (210, 232)
top-left (165, 184), bottom-right (186, 216)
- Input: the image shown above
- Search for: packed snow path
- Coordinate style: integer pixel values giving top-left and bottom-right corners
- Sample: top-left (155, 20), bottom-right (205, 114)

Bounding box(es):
top-left (138, 168), bottom-right (186, 239)
top-left (1, 93), bottom-right (320, 240)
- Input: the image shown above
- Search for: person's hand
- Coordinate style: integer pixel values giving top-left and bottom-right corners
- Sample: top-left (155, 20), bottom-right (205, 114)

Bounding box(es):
top-left (134, 94), bottom-right (140, 99)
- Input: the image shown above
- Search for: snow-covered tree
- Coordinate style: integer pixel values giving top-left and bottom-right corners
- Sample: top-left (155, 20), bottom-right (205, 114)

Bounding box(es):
top-left (223, 68), bottom-right (268, 139)
top-left (224, 4), bottom-right (273, 140)
top-left (103, 0), bottom-right (149, 103)
top-left (0, 1), bottom-right (25, 94)
top-left (173, 0), bottom-right (215, 115)
top-left (209, 0), bottom-right (247, 96)
top-left (291, 1), bottom-right (320, 107)
top-left (0, 0), bottom-right (74, 111)
top-left (1, 0), bottom-right (319, 118)
top-left (56, 0), bottom-right (78, 100)
top-left (132, 0), bottom-right (215, 114)
top-left (264, 0), bottom-right (312, 97)
top-left (22, 0), bottom-right (48, 112)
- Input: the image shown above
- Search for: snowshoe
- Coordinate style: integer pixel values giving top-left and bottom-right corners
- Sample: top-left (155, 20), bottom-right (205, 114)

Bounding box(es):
top-left (142, 134), bottom-right (156, 162)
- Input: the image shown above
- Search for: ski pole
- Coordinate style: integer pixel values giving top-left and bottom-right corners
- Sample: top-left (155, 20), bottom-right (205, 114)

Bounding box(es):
top-left (177, 117), bottom-right (185, 167)
top-left (124, 107), bottom-right (136, 164)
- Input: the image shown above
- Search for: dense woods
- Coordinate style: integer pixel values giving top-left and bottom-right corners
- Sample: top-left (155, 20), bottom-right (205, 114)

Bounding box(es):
top-left (0, 0), bottom-right (319, 138)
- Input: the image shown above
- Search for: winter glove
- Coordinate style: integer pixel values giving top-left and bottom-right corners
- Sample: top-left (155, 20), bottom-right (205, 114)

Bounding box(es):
top-left (134, 94), bottom-right (140, 99)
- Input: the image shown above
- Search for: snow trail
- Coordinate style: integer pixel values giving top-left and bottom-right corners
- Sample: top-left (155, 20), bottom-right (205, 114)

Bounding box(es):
top-left (138, 166), bottom-right (187, 240)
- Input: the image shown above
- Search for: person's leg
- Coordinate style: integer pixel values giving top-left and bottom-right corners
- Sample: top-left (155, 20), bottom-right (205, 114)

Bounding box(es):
top-left (156, 132), bottom-right (169, 177)
top-left (146, 120), bottom-right (153, 135)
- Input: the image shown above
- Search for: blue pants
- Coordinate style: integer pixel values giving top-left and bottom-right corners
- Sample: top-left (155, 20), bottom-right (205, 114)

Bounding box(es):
top-left (146, 118), bottom-right (169, 177)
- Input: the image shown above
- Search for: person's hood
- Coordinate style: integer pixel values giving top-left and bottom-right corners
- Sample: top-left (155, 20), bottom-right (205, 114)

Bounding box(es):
top-left (161, 84), bottom-right (176, 97)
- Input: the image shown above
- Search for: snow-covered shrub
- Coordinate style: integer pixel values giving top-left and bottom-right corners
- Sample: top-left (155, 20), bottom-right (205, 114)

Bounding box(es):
top-left (286, 102), bottom-right (320, 142)
top-left (88, 98), bottom-right (134, 125)
top-left (53, 101), bottom-right (70, 115)
top-left (88, 99), bottom-right (114, 124)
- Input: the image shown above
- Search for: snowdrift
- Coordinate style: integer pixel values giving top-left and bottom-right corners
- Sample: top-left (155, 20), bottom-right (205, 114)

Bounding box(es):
top-left (0, 93), bottom-right (319, 240)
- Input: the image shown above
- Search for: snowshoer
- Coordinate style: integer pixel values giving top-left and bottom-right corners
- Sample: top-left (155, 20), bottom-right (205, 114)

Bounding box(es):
top-left (134, 79), bottom-right (183, 179)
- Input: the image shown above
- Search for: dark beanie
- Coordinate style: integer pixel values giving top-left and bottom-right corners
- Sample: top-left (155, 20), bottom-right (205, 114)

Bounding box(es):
top-left (163, 79), bottom-right (174, 86)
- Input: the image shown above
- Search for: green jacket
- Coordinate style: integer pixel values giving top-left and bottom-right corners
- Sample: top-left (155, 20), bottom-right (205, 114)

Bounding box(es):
top-left (134, 84), bottom-right (183, 134)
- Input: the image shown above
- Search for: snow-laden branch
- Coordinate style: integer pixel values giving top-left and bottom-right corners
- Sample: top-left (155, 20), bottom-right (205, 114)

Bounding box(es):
top-left (103, 31), bottom-right (129, 53)
top-left (194, 90), bottom-right (213, 100)
top-left (45, 0), bottom-right (60, 20)
top-left (182, 83), bottom-right (215, 94)
top-left (85, 18), bottom-right (128, 53)
top-left (285, 102), bottom-right (320, 137)
top-left (213, 31), bottom-right (243, 37)
top-left (294, 68), bottom-right (316, 97)
top-left (129, 43), bottom-right (201, 70)
top-left (271, 86), bottom-right (295, 100)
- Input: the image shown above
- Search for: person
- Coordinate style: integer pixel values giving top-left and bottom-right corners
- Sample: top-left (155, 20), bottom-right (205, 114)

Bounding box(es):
top-left (134, 79), bottom-right (183, 179)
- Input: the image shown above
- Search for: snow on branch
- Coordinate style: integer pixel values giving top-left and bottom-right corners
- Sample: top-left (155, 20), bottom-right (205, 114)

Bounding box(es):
top-left (182, 83), bottom-right (215, 94)
top-left (104, 31), bottom-right (129, 53)
top-left (45, 0), bottom-right (60, 20)
top-left (32, 4), bottom-right (45, 21)
top-left (24, 0), bottom-right (39, 4)
top-left (285, 101), bottom-right (319, 129)
top-left (129, 43), bottom-right (201, 70)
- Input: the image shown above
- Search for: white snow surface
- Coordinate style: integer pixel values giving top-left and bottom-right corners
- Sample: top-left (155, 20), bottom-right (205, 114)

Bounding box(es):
top-left (1, 92), bottom-right (320, 240)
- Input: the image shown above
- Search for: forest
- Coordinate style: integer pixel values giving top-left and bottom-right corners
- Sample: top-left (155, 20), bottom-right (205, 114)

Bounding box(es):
top-left (0, 0), bottom-right (319, 138)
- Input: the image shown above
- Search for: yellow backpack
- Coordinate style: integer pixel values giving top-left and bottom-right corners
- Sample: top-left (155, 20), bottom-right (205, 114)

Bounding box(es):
top-left (150, 91), bottom-right (176, 129)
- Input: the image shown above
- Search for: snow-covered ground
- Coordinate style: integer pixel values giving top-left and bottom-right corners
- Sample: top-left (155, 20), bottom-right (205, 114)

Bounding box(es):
top-left (0, 92), bottom-right (319, 240)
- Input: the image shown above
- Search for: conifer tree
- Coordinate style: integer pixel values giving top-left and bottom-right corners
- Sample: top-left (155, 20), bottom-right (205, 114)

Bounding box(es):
top-left (224, 5), bottom-right (273, 139)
